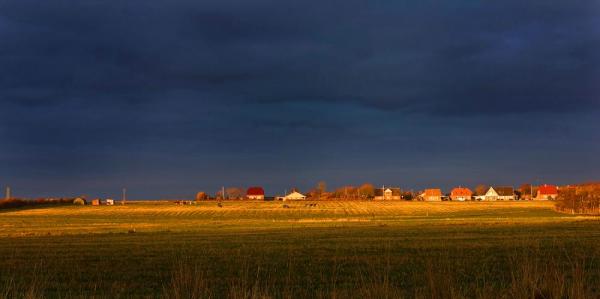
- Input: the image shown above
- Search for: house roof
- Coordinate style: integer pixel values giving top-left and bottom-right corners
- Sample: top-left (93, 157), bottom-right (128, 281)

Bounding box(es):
top-left (494, 186), bottom-right (514, 196)
top-left (246, 187), bottom-right (265, 196)
top-left (374, 187), bottom-right (401, 196)
top-left (285, 191), bottom-right (306, 198)
top-left (538, 184), bottom-right (558, 195)
top-left (451, 187), bottom-right (472, 196)
top-left (423, 189), bottom-right (442, 196)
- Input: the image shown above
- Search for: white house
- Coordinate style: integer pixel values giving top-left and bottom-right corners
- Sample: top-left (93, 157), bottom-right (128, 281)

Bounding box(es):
top-left (495, 186), bottom-right (515, 200)
top-left (374, 187), bottom-right (401, 200)
top-left (484, 186), bottom-right (515, 201)
top-left (484, 187), bottom-right (499, 201)
top-left (284, 191), bottom-right (306, 200)
top-left (106, 199), bottom-right (114, 205)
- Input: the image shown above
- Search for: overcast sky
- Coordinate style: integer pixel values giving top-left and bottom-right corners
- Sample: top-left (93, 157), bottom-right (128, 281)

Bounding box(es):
top-left (1, 1), bottom-right (599, 199)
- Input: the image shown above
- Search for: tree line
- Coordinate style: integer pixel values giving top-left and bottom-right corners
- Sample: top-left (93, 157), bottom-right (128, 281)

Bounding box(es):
top-left (555, 183), bottom-right (600, 215)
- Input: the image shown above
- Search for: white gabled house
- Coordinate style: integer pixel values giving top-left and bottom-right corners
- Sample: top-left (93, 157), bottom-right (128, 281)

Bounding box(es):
top-left (484, 187), bottom-right (499, 201)
top-left (284, 191), bottom-right (306, 201)
top-left (484, 186), bottom-right (515, 201)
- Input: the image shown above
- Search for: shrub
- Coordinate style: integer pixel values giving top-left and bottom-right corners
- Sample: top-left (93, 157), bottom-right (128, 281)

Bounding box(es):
top-left (73, 198), bottom-right (86, 205)
top-left (195, 192), bottom-right (208, 201)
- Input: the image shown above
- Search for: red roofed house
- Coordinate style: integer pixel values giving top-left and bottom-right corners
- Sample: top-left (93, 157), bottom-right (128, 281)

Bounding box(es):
top-left (246, 187), bottom-right (265, 200)
top-left (421, 189), bottom-right (442, 201)
top-left (450, 187), bottom-right (472, 201)
top-left (536, 184), bottom-right (558, 200)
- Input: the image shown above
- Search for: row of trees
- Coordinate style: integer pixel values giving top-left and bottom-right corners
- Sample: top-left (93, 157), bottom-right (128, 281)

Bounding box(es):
top-left (555, 184), bottom-right (600, 215)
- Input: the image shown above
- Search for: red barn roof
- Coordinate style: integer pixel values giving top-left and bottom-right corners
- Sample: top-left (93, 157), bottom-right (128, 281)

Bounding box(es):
top-left (538, 184), bottom-right (558, 195)
top-left (451, 187), bottom-right (472, 197)
top-left (246, 187), bottom-right (265, 196)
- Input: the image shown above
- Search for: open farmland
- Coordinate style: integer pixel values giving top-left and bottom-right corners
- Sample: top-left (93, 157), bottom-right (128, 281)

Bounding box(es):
top-left (1, 201), bottom-right (599, 298)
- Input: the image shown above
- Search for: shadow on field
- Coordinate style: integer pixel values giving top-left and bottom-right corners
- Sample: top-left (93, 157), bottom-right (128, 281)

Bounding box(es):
top-left (158, 243), bottom-right (597, 299)
top-left (1, 238), bottom-right (598, 299)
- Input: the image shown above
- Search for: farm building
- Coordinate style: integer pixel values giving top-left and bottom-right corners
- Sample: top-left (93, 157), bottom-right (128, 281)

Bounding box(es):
top-left (106, 199), bottom-right (114, 205)
top-left (246, 187), bottom-right (265, 200)
top-left (450, 187), bottom-right (472, 201)
top-left (284, 191), bottom-right (306, 200)
top-left (421, 189), bottom-right (442, 201)
top-left (536, 184), bottom-right (558, 200)
top-left (91, 199), bottom-right (101, 206)
top-left (374, 187), bottom-right (401, 200)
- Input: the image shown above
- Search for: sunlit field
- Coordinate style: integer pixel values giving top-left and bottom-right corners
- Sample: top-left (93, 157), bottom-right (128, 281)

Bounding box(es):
top-left (1, 201), bottom-right (599, 298)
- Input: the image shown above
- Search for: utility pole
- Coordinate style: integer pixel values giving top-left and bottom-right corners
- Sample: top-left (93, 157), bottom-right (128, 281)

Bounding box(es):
top-left (530, 183), bottom-right (532, 200)
top-left (122, 188), bottom-right (127, 205)
top-left (222, 186), bottom-right (225, 200)
top-left (5, 186), bottom-right (10, 200)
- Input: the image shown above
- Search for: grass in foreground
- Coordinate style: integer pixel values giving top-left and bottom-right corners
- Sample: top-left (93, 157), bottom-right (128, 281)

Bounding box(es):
top-left (0, 201), bottom-right (599, 298)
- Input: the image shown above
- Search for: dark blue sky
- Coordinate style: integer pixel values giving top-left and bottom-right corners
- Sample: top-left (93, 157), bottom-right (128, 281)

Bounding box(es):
top-left (1, 1), bottom-right (599, 199)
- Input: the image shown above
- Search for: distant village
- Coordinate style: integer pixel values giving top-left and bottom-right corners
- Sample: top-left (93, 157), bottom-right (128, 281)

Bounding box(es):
top-left (190, 183), bottom-right (560, 202)
top-left (3, 182), bottom-right (599, 215)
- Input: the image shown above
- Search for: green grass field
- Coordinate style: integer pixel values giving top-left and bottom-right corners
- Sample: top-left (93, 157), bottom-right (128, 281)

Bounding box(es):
top-left (1, 201), bottom-right (599, 298)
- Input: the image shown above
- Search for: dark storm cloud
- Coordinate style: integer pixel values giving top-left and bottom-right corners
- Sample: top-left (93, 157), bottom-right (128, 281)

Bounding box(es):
top-left (2, 0), bottom-right (598, 114)
top-left (0, 0), bottom-right (599, 197)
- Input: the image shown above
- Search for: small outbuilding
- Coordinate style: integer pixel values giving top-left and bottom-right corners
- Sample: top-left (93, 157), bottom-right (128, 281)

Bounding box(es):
top-left (106, 199), bottom-right (114, 205)
top-left (91, 199), bottom-right (101, 206)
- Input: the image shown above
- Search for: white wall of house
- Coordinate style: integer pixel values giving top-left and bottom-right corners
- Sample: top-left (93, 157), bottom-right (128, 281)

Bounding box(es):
top-left (484, 187), bottom-right (499, 201)
top-left (424, 196), bottom-right (441, 201)
top-left (452, 196), bottom-right (469, 201)
top-left (536, 194), bottom-right (557, 200)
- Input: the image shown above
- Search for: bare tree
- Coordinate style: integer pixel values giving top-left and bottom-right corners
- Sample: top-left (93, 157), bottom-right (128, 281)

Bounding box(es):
top-left (359, 183), bottom-right (375, 199)
top-left (317, 181), bottom-right (327, 194)
top-left (556, 184), bottom-right (600, 215)
top-left (519, 184), bottom-right (532, 199)
top-left (226, 187), bottom-right (244, 200)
